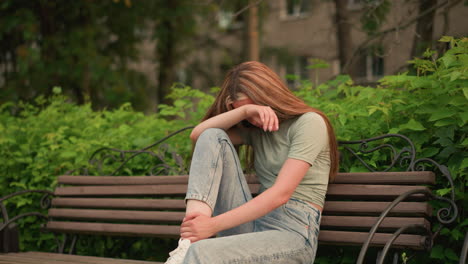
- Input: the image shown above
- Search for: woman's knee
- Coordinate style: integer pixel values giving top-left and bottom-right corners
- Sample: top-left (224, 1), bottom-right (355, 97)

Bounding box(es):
top-left (197, 128), bottom-right (229, 143)
top-left (183, 240), bottom-right (208, 263)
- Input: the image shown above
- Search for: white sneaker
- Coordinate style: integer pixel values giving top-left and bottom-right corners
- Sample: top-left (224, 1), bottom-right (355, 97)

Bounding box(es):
top-left (165, 238), bottom-right (191, 264)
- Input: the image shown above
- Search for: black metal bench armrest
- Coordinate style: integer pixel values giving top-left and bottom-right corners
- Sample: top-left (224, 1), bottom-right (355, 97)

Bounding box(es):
top-left (0, 190), bottom-right (55, 233)
top-left (356, 189), bottom-right (458, 264)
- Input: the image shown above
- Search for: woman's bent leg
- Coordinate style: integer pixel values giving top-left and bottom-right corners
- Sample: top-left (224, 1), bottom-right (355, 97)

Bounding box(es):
top-left (183, 200), bottom-right (321, 264)
top-left (186, 128), bottom-right (254, 236)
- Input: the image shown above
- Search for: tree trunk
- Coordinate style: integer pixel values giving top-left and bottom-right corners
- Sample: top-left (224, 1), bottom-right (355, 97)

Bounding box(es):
top-left (247, 0), bottom-right (259, 61)
top-left (411, 0), bottom-right (437, 59)
top-left (334, 0), bottom-right (354, 75)
top-left (156, 3), bottom-right (177, 106)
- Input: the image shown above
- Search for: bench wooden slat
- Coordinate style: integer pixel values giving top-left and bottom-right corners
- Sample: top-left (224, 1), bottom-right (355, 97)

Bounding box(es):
top-left (321, 216), bottom-right (430, 229)
top-left (318, 230), bottom-right (425, 249)
top-left (54, 184), bottom-right (428, 199)
top-left (45, 221), bottom-right (426, 249)
top-left (3, 252), bottom-right (159, 264)
top-left (54, 185), bottom-right (188, 196)
top-left (323, 201), bottom-right (432, 216)
top-left (49, 208), bottom-right (429, 230)
top-left (0, 254), bottom-right (74, 264)
top-left (326, 184), bottom-right (429, 199)
top-left (54, 184), bottom-right (261, 196)
top-left (58, 175), bottom-right (192, 185)
top-left (49, 208), bottom-right (185, 222)
top-left (57, 174), bottom-right (258, 185)
top-left (333, 171), bottom-right (435, 184)
top-left (58, 171), bottom-right (435, 185)
top-left (51, 198), bottom-right (187, 209)
top-left (51, 198), bottom-right (431, 216)
top-left (46, 221), bottom-right (179, 237)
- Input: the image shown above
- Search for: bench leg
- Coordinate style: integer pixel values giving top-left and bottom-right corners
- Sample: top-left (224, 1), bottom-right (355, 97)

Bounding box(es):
top-left (376, 250), bottom-right (398, 264)
top-left (460, 232), bottom-right (468, 264)
top-left (54, 233), bottom-right (78, 254)
top-left (0, 223), bottom-right (19, 253)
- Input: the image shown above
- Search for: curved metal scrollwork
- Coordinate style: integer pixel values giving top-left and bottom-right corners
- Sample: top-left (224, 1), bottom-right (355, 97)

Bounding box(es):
top-left (356, 189), bottom-right (432, 264)
top-left (0, 190), bottom-right (55, 233)
top-left (338, 133), bottom-right (416, 172)
top-left (377, 224), bottom-right (432, 264)
top-left (339, 133), bottom-right (457, 222)
top-left (356, 189), bottom-right (459, 264)
top-left (67, 126), bottom-right (194, 176)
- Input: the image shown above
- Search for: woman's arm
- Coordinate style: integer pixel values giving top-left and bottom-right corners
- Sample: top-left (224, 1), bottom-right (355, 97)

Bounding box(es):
top-left (180, 158), bottom-right (310, 242)
top-left (190, 107), bottom-right (247, 143)
top-left (190, 104), bottom-right (279, 144)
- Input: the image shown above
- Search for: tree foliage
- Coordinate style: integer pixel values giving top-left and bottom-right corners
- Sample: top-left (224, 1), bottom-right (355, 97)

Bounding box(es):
top-left (0, 0), bottom-right (213, 111)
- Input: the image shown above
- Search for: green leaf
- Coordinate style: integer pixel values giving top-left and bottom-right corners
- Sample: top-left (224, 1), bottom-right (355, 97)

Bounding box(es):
top-left (442, 55), bottom-right (456, 68)
top-left (421, 147), bottom-right (439, 157)
top-left (444, 248), bottom-right (459, 261)
top-left (10, 182), bottom-right (27, 189)
top-left (434, 118), bottom-right (456, 127)
top-left (449, 96), bottom-right (466, 106)
top-left (440, 227), bottom-right (451, 235)
top-left (461, 158), bottom-right (468, 169)
top-left (439, 146), bottom-right (457, 158)
top-left (430, 245), bottom-right (444, 259)
top-left (429, 109), bottom-right (457, 121)
top-left (59, 151), bottom-right (76, 159)
top-left (460, 218), bottom-right (468, 227)
top-left (450, 71), bottom-right (461, 81)
top-left (451, 228), bottom-right (463, 240)
top-left (463, 88), bottom-right (468, 100)
top-left (399, 119), bottom-right (426, 131)
top-left (462, 138), bottom-right (468, 146)
top-left (459, 111), bottom-right (468, 125)
top-left (338, 114), bottom-right (347, 125)
top-left (52, 86), bottom-right (62, 94)
top-left (439, 36), bottom-right (454, 42)
top-left (368, 106), bottom-right (378, 115)
top-left (436, 187), bottom-right (452, 196)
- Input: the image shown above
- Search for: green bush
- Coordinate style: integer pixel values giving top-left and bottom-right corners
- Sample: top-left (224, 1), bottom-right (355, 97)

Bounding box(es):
top-left (297, 36), bottom-right (467, 264)
top-left (0, 85), bottom-right (213, 260)
top-left (0, 37), bottom-right (466, 263)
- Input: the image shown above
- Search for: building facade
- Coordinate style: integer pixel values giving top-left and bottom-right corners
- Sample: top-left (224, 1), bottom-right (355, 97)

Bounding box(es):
top-left (182, 0), bottom-right (467, 90)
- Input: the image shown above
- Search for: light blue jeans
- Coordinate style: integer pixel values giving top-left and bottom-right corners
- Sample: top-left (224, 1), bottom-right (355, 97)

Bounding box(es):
top-left (184, 128), bottom-right (321, 264)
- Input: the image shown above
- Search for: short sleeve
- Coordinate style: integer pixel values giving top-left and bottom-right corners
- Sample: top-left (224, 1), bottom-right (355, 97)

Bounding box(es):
top-left (288, 112), bottom-right (329, 165)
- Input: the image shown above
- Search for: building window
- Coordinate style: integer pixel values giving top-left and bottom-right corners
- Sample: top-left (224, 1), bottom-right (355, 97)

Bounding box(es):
top-left (355, 46), bottom-right (384, 83)
top-left (218, 3), bottom-right (244, 30)
top-left (285, 0), bottom-right (310, 18)
top-left (285, 56), bottom-right (309, 88)
top-left (347, 0), bottom-right (381, 10)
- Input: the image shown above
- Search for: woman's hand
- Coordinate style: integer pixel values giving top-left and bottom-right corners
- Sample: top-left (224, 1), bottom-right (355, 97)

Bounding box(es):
top-left (180, 212), bottom-right (218, 242)
top-left (243, 104), bottom-right (279, 132)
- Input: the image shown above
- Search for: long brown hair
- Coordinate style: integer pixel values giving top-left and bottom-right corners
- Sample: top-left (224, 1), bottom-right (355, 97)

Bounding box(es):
top-left (202, 61), bottom-right (339, 182)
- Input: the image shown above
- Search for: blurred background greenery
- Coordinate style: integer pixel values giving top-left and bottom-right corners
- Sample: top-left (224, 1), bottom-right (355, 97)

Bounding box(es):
top-left (0, 0), bottom-right (467, 263)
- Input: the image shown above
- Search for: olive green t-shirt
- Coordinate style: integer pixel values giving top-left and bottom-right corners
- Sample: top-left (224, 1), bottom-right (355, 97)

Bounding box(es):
top-left (239, 112), bottom-right (330, 207)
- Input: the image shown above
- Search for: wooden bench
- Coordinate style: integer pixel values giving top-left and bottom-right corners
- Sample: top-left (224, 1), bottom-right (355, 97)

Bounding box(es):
top-left (0, 132), bottom-right (460, 264)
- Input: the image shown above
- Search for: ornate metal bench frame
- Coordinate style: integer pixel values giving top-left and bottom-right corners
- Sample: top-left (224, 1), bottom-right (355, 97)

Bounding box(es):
top-left (1, 127), bottom-right (464, 263)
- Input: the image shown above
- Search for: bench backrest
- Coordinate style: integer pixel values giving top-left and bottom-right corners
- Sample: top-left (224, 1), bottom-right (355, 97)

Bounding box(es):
top-left (47, 171), bottom-right (434, 249)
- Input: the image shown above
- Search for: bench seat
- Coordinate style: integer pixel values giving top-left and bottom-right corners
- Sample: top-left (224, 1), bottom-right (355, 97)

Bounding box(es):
top-left (0, 251), bottom-right (163, 264)
top-left (43, 171), bottom-right (435, 250)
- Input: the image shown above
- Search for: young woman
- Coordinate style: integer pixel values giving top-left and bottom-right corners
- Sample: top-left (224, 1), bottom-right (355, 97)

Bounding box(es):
top-left (165, 61), bottom-right (338, 264)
